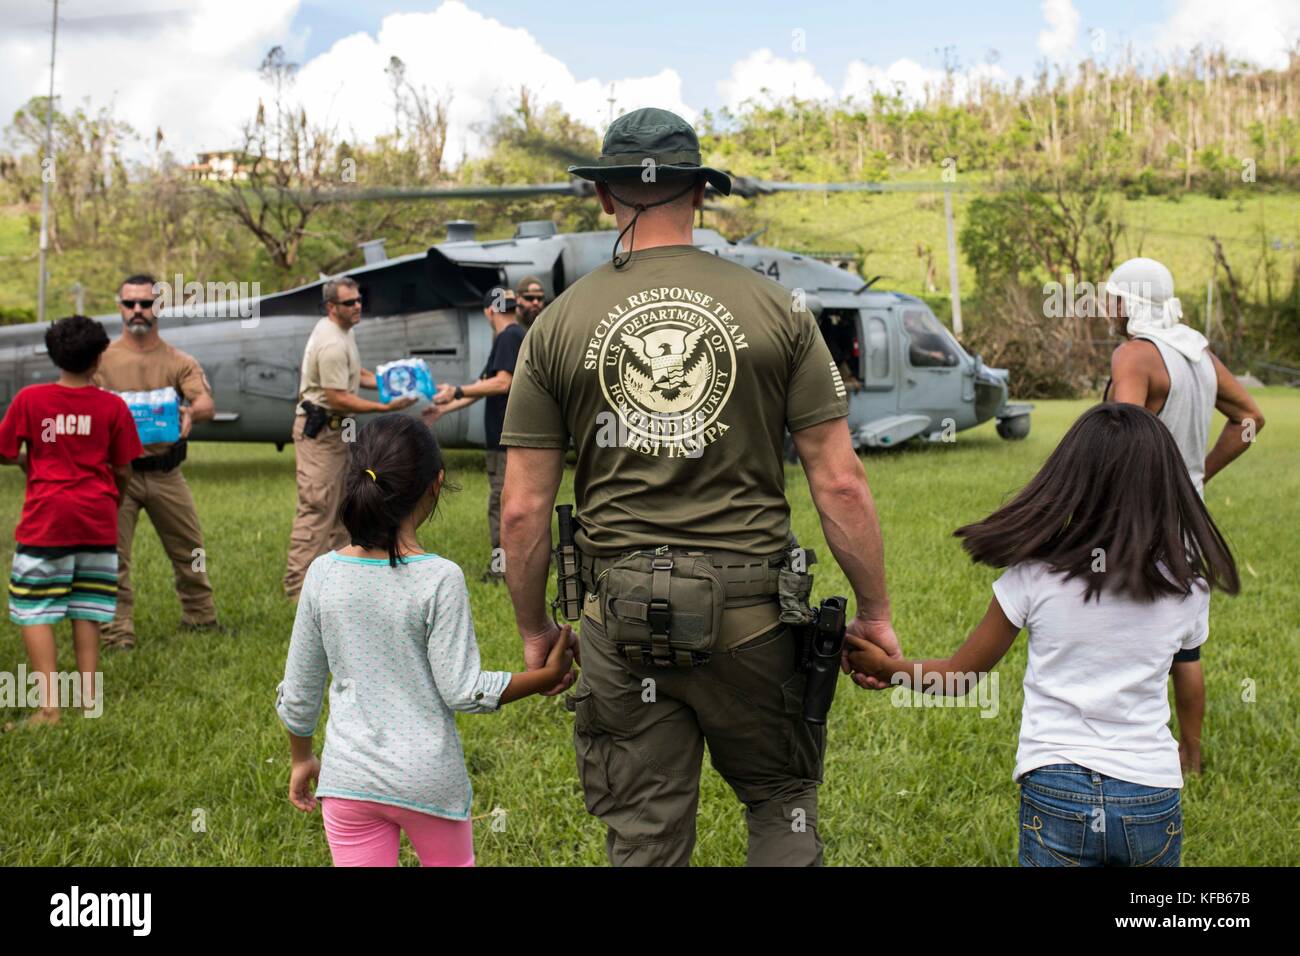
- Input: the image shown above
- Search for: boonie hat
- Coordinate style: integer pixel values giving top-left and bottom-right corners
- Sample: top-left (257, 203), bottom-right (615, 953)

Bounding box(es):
top-left (568, 107), bottom-right (731, 196)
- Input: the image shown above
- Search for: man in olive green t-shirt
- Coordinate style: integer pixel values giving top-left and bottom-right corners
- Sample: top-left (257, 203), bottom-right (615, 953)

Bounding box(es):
top-left (499, 108), bottom-right (899, 867)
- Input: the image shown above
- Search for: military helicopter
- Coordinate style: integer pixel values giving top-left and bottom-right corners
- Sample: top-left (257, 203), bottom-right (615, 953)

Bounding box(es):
top-left (0, 175), bottom-right (1031, 451)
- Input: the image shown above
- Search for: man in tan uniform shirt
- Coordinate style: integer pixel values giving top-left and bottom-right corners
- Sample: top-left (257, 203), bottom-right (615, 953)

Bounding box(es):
top-left (282, 276), bottom-right (415, 598)
top-left (94, 273), bottom-right (220, 648)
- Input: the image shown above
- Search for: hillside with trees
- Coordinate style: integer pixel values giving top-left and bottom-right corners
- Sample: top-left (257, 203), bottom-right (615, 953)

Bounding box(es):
top-left (2, 46), bottom-right (1298, 395)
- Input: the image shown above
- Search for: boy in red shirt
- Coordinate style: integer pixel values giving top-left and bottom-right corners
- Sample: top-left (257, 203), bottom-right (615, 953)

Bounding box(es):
top-left (0, 315), bottom-right (142, 725)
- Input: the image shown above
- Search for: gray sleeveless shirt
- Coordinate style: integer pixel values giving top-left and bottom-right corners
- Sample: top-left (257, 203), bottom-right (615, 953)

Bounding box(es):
top-left (1138, 336), bottom-right (1216, 496)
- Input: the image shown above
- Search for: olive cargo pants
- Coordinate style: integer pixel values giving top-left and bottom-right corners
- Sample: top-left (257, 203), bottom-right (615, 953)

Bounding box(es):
top-left (283, 416), bottom-right (350, 598)
top-left (572, 612), bottom-right (826, 866)
top-left (105, 466), bottom-right (216, 641)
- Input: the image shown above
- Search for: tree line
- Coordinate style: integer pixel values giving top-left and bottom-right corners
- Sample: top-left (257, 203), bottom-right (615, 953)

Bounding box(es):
top-left (1, 45), bottom-right (1297, 393)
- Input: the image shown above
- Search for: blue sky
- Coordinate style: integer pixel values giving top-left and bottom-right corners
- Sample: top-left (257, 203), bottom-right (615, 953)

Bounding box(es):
top-left (3, 0), bottom-right (1295, 160)
top-left (291, 0), bottom-right (1173, 110)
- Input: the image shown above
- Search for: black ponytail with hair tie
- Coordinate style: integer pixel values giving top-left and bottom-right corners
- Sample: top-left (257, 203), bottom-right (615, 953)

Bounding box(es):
top-left (339, 415), bottom-right (450, 566)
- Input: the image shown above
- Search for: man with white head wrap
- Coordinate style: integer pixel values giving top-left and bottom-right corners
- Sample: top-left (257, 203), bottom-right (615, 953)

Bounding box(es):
top-left (1104, 256), bottom-right (1265, 775)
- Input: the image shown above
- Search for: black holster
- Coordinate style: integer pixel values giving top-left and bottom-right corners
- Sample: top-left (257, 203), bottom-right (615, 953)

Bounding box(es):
top-left (797, 596), bottom-right (848, 725)
top-left (300, 401), bottom-right (330, 439)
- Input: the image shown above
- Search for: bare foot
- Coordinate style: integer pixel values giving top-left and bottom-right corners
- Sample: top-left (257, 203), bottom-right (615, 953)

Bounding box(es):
top-left (25, 708), bottom-right (62, 728)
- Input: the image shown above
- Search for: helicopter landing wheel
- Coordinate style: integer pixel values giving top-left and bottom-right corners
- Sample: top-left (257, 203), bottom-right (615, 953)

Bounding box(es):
top-left (996, 417), bottom-right (1030, 441)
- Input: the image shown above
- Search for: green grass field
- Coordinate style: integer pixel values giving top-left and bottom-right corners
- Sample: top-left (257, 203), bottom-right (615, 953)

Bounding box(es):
top-left (0, 392), bottom-right (1296, 866)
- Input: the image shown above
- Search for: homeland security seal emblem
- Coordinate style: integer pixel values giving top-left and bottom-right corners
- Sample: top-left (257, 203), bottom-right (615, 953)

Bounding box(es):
top-left (588, 285), bottom-right (746, 457)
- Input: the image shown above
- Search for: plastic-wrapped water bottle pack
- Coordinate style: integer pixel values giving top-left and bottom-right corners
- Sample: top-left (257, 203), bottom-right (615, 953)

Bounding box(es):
top-left (376, 357), bottom-right (436, 404)
top-left (120, 387), bottom-right (182, 444)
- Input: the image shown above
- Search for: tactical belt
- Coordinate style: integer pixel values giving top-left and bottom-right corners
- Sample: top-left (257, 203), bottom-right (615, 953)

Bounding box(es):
top-left (131, 439), bottom-right (187, 474)
top-left (578, 547), bottom-right (785, 608)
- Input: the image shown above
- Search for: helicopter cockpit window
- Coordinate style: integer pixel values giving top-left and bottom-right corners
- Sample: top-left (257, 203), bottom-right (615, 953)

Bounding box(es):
top-left (817, 309), bottom-right (863, 392)
top-left (902, 309), bottom-right (960, 368)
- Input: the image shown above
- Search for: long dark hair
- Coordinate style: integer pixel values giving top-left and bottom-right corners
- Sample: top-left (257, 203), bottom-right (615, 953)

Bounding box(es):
top-left (339, 415), bottom-right (450, 567)
top-left (955, 403), bottom-right (1239, 601)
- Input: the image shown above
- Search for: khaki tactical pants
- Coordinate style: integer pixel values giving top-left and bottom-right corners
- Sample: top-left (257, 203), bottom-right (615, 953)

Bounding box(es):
top-left (485, 449), bottom-right (507, 553)
top-left (105, 467), bottom-right (216, 640)
top-left (573, 610), bottom-right (826, 866)
top-left (283, 416), bottom-right (350, 598)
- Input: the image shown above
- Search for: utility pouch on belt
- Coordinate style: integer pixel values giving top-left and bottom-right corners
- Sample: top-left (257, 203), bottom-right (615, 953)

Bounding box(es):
top-left (777, 546), bottom-right (817, 626)
top-left (601, 550), bottom-right (724, 668)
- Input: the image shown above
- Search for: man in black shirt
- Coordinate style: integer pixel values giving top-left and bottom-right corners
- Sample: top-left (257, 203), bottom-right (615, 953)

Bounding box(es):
top-left (426, 286), bottom-right (526, 582)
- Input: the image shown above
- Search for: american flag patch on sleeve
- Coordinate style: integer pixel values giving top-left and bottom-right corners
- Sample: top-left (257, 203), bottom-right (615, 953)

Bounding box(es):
top-left (829, 361), bottom-right (847, 398)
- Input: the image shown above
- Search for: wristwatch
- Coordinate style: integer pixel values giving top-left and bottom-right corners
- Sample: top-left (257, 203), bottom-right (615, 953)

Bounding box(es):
top-left (453, 385), bottom-right (464, 400)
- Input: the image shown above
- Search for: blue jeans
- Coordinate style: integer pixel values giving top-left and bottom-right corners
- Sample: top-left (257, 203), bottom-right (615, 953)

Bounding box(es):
top-left (1018, 763), bottom-right (1182, 867)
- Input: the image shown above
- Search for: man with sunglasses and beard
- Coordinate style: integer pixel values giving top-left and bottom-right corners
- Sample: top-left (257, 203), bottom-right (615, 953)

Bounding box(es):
top-left (515, 276), bottom-right (547, 329)
top-left (92, 273), bottom-right (220, 649)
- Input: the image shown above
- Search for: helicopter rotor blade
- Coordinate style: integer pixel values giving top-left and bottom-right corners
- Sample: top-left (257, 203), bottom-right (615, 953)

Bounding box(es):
top-left (728, 177), bottom-right (973, 196)
top-left (272, 181), bottom-right (596, 204)
top-left (237, 170), bottom-right (968, 210)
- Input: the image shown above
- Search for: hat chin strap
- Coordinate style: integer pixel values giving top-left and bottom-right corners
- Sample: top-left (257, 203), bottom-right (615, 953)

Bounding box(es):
top-left (607, 180), bottom-right (698, 269)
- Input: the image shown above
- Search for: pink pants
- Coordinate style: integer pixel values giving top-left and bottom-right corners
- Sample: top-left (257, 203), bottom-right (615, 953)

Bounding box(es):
top-left (321, 797), bottom-right (475, 867)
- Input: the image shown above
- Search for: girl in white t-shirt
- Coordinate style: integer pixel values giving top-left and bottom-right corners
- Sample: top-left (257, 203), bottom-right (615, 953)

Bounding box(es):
top-left (847, 403), bottom-right (1239, 866)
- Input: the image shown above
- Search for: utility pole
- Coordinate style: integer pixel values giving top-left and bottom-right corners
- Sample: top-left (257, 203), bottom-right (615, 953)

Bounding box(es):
top-left (943, 187), bottom-right (963, 336)
top-left (37, 0), bottom-right (59, 325)
top-left (606, 83), bottom-right (616, 126)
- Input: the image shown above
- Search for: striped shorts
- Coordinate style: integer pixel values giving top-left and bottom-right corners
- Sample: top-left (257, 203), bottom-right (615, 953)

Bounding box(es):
top-left (8, 545), bottom-right (119, 626)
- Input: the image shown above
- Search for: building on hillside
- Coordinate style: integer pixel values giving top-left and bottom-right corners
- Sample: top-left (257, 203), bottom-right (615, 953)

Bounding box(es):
top-left (186, 150), bottom-right (253, 182)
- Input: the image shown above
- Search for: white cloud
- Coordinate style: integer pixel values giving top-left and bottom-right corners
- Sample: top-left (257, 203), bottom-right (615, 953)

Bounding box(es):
top-left (0, 0), bottom-right (301, 157)
top-left (841, 59), bottom-right (1006, 106)
top-left (717, 49), bottom-right (835, 111)
top-left (1156, 0), bottom-right (1300, 68)
top-left (0, 0), bottom-right (692, 165)
top-left (294, 2), bottom-right (691, 163)
top-left (1038, 0), bottom-right (1081, 63)
top-left (716, 51), bottom-right (1006, 113)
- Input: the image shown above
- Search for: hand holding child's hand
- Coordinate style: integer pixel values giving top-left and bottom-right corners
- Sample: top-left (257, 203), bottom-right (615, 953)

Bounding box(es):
top-left (843, 629), bottom-right (898, 690)
top-left (544, 624), bottom-right (576, 684)
top-left (288, 755), bottom-right (321, 812)
top-left (523, 619), bottom-right (577, 696)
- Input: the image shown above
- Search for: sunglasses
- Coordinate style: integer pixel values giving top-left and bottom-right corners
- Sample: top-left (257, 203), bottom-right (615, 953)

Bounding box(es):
top-left (519, 294), bottom-right (544, 302)
top-left (333, 297), bottom-right (363, 308)
top-left (120, 299), bottom-right (156, 309)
